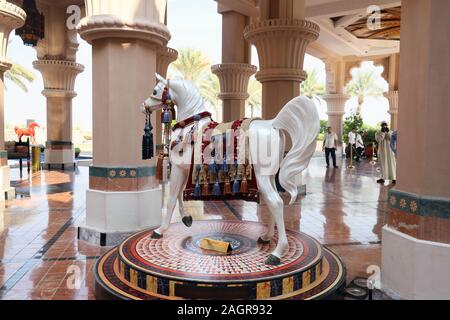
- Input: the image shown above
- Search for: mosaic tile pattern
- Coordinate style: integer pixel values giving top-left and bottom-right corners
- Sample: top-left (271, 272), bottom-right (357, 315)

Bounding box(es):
top-left (119, 221), bottom-right (321, 283)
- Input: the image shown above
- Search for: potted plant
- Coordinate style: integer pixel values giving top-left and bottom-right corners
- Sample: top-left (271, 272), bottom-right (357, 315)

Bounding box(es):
top-left (75, 147), bottom-right (81, 158)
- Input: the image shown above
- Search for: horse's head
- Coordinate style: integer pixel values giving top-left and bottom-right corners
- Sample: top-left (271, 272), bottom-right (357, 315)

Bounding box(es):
top-left (141, 74), bottom-right (205, 121)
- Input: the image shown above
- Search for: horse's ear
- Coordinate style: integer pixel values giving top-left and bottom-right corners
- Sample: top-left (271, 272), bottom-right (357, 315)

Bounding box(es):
top-left (155, 73), bottom-right (167, 85)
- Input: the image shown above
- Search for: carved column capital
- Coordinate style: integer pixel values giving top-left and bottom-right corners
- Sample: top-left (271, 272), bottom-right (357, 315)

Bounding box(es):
top-left (0, 1), bottom-right (26, 71)
top-left (211, 63), bottom-right (257, 100)
top-left (157, 47), bottom-right (178, 78)
top-left (384, 90), bottom-right (399, 115)
top-left (33, 60), bottom-right (85, 98)
top-left (78, 0), bottom-right (171, 46)
top-left (323, 93), bottom-right (350, 115)
top-left (244, 19), bottom-right (319, 83)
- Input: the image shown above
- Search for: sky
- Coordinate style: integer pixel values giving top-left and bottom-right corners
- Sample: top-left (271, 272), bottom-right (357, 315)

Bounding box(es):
top-left (5, 0), bottom-right (390, 133)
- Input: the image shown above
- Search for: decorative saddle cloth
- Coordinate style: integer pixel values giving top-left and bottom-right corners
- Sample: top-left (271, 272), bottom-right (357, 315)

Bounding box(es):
top-left (183, 118), bottom-right (260, 203)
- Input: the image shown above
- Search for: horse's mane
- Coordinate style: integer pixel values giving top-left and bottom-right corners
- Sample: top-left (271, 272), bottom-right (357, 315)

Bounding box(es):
top-left (170, 78), bottom-right (206, 121)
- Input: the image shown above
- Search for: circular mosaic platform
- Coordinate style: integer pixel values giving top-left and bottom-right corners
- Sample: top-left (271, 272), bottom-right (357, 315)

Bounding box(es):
top-left (94, 221), bottom-right (346, 300)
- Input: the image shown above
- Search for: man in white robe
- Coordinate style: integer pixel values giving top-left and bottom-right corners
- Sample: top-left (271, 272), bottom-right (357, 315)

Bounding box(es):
top-left (376, 121), bottom-right (397, 185)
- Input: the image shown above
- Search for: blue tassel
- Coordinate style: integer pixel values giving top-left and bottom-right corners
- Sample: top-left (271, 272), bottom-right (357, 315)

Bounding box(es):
top-left (223, 162), bottom-right (229, 173)
top-left (208, 163), bottom-right (217, 173)
top-left (194, 183), bottom-right (201, 197)
top-left (163, 110), bottom-right (171, 124)
top-left (212, 182), bottom-right (221, 196)
top-left (233, 179), bottom-right (240, 194)
top-left (222, 153), bottom-right (229, 173)
top-left (195, 164), bottom-right (202, 173)
top-left (222, 162), bottom-right (230, 173)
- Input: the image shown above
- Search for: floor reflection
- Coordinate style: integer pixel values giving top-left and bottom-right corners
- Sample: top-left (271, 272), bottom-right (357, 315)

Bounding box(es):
top-left (0, 156), bottom-right (389, 299)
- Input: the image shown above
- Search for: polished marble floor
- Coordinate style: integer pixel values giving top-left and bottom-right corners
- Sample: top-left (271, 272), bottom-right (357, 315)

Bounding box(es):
top-left (0, 155), bottom-right (392, 300)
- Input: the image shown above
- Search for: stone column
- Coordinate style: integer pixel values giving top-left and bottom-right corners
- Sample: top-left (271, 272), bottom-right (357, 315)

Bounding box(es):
top-left (323, 58), bottom-right (349, 144)
top-left (33, 60), bottom-right (84, 168)
top-left (384, 90), bottom-right (399, 131)
top-left (244, 0), bottom-right (319, 120)
top-left (322, 94), bottom-right (349, 144)
top-left (155, 46), bottom-right (178, 149)
top-left (30, 4), bottom-right (85, 169)
top-left (381, 0), bottom-right (450, 299)
top-left (384, 53), bottom-right (400, 130)
top-left (77, 0), bottom-right (170, 246)
top-left (0, 1), bottom-right (25, 201)
top-left (212, 63), bottom-right (256, 121)
top-left (212, 8), bottom-right (257, 121)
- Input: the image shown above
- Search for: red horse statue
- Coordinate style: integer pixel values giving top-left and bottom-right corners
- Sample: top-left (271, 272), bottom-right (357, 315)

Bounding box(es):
top-left (15, 123), bottom-right (40, 144)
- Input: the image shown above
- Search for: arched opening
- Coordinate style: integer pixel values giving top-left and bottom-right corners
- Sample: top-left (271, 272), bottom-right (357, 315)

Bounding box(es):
top-left (345, 61), bottom-right (389, 127)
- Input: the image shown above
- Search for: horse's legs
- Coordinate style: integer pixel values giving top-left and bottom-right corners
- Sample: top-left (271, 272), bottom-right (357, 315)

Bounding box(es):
top-left (257, 175), bottom-right (288, 266)
top-left (258, 213), bottom-right (275, 244)
top-left (152, 164), bottom-right (188, 238)
top-left (178, 188), bottom-right (193, 228)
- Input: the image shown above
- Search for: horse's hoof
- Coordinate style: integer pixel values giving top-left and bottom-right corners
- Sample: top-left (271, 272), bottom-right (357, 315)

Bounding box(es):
top-left (182, 216), bottom-right (193, 228)
top-left (265, 255), bottom-right (282, 266)
top-left (257, 237), bottom-right (271, 244)
top-left (151, 231), bottom-right (163, 239)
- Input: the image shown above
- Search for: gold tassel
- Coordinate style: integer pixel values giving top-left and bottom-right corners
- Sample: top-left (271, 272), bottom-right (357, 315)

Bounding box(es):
top-left (240, 178), bottom-right (248, 193)
top-left (156, 153), bottom-right (164, 181)
top-left (202, 183), bottom-right (210, 196)
top-left (224, 180), bottom-right (231, 195)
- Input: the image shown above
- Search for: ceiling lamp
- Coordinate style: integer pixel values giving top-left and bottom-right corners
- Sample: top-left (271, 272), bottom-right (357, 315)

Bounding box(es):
top-left (15, 0), bottom-right (45, 47)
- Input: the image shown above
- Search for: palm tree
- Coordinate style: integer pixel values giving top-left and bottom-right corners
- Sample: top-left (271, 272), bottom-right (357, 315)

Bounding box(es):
top-left (200, 73), bottom-right (221, 121)
top-left (170, 48), bottom-right (211, 84)
top-left (301, 69), bottom-right (325, 101)
top-left (246, 77), bottom-right (262, 118)
top-left (169, 48), bottom-right (222, 120)
top-left (346, 64), bottom-right (386, 115)
top-left (5, 63), bottom-right (35, 92)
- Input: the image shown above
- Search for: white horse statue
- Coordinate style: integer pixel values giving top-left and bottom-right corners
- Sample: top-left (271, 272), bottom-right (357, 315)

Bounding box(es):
top-left (142, 74), bottom-right (319, 266)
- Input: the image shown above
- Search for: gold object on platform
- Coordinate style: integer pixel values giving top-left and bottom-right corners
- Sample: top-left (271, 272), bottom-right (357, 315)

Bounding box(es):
top-left (200, 238), bottom-right (232, 253)
top-left (31, 146), bottom-right (41, 172)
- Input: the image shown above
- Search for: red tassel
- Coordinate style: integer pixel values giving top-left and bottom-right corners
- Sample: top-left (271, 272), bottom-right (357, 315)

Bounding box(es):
top-left (202, 183), bottom-right (210, 196)
top-left (156, 153), bottom-right (164, 181)
top-left (224, 180), bottom-right (231, 195)
top-left (240, 179), bottom-right (248, 193)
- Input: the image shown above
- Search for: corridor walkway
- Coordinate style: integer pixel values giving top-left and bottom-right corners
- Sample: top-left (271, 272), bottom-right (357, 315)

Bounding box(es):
top-left (0, 156), bottom-right (390, 300)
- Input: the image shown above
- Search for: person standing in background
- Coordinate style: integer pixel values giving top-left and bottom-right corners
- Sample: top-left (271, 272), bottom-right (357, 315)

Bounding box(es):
top-left (323, 127), bottom-right (339, 169)
top-left (348, 129), bottom-right (360, 162)
top-left (356, 131), bottom-right (365, 159)
top-left (376, 121), bottom-right (397, 185)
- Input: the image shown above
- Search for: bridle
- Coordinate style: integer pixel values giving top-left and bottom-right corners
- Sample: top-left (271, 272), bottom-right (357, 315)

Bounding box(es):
top-left (148, 80), bottom-right (172, 110)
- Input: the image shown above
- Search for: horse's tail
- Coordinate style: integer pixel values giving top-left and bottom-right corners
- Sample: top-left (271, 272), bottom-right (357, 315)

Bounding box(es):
top-left (272, 96), bottom-right (320, 205)
top-left (29, 122), bottom-right (40, 129)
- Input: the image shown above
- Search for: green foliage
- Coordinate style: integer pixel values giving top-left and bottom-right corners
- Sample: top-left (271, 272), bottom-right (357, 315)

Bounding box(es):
top-left (363, 127), bottom-right (378, 144)
top-left (343, 113), bottom-right (364, 143)
top-left (170, 48), bottom-right (211, 82)
top-left (301, 69), bottom-right (325, 100)
top-left (5, 62), bottom-right (35, 92)
top-left (320, 120), bottom-right (329, 134)
top-left (343, 113), bottom-right (378, 144)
